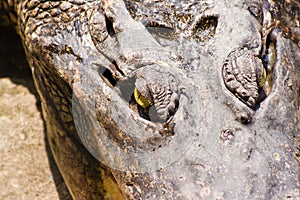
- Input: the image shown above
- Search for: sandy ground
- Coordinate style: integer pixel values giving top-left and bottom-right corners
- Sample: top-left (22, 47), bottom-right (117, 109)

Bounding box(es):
top-left (0, 25), bottom-right (72, 200)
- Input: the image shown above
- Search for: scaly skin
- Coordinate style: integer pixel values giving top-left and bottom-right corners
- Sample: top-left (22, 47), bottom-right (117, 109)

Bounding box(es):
top-left (1, 0), bottom-right (299, 199)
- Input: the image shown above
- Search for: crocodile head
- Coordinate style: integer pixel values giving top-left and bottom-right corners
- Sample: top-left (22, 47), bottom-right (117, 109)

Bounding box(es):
top-left (4, 0), bottom-right (299, 199)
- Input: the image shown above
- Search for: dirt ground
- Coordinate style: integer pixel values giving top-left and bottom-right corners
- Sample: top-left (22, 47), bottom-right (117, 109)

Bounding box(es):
top-left (0, 25), bottom-right (72, 200)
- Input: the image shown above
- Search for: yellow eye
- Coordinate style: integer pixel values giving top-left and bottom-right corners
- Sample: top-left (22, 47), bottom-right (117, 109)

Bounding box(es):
top-left (259, 67), bottom-right (267, 87)
top-left (134, 88), bottom-right (150, 108)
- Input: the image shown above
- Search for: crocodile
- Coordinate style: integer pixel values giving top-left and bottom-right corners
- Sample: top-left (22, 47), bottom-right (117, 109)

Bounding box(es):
top-left (1, 0), bottom-right (299, 199)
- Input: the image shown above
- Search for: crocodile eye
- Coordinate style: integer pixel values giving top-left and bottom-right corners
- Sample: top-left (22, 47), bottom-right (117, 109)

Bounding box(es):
top-left (134, 88), bottom-right (151, 108)
top-left (131, 87), bottom-right (155, 121)
top-left (258, 67), bottom-right (267, 88)
top-left (130, 78), bottom-right (155, 121)
top-left (261, 34), bottom-right (277, 96)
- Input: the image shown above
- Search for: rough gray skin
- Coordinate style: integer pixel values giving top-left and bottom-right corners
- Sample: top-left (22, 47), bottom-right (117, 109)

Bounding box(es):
top-left (1, 0), bottom-right (299, 199)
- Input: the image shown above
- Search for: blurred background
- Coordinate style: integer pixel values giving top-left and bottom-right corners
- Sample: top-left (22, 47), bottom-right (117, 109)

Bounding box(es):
top-left (0, 23), bottom-right (71, 200)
